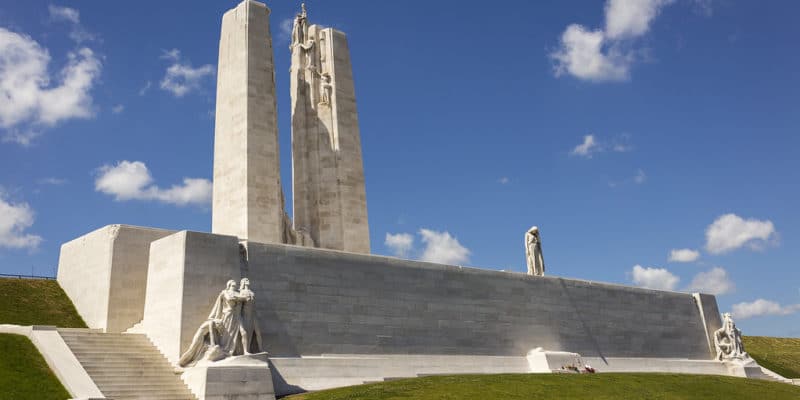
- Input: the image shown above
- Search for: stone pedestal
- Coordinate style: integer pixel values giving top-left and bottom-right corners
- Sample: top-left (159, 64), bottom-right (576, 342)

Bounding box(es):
top-left (182, 353), bottom-right (275, 400)
top-left (526, 349), bottom-right (584, 373)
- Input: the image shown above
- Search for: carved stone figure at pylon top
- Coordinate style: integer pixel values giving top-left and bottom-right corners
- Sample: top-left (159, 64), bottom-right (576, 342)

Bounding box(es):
top-left (178, 278), bottom-right (263, 367)
top-left (714, 312), bottom-right (748, 362)
top-left (525, 226), bottom-right (545, 276)
top-left (291, 3), bottom-right (310, 50)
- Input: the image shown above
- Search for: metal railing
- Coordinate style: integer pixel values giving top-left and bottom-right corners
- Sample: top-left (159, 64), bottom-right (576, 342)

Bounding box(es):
top-left (0, 273), bottom-right (56, 280)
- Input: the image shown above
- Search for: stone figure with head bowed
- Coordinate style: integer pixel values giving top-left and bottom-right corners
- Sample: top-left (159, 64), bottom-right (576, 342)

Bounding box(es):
top-left (525, 226), bottom-right (545, 276)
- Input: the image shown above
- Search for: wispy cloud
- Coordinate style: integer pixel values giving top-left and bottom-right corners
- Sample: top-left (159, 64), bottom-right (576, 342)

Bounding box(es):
top-left (48, 5), bottom-right (96, 43)
top-left (385, 232), bottom-right (414, 258)
top-left (570, 134), bottom-right (633, 158)
top-left (94, 160), bottom-right (211, 207)
top-left (111, 104), bottom-right (124, 114)
top-left (159, 49), bottom-right (214, 97)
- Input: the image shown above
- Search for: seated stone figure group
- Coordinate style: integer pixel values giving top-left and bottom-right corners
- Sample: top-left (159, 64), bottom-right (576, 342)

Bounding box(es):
top-left (714, 312), bottom-right (748, 362)
top-left (179, 278), bottom-right (264, 367)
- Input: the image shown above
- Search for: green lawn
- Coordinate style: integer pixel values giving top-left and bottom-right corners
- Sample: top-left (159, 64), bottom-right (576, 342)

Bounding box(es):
top-left (283, 373), bottom-right (800, 400)
top-left (744, 336), bottom-right (800, 379)
top-left (0, 278), bottom-right (86, 328)
top-left (0, 334), bottom-right (70, 400)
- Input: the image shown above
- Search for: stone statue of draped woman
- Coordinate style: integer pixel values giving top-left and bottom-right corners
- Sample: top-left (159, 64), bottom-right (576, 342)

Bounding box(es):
top-left (525, 226), bottom-right (545, 276)
top-left (178, 280), bottom-right (244, 367)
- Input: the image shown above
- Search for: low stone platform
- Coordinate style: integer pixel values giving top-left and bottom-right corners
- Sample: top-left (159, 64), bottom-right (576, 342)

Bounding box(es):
top-left (268, 354), bottom-right (742, 396)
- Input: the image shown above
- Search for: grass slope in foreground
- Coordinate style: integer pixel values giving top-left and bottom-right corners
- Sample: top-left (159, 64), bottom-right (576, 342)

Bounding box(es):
top-left (0, 278), bottom-right (86, 328)
top-left (744, 336), bottom-right (800, 379)
top-left (284, 373), bottom-right (800, 400)
top-left (0, 333), bottom-right (70, 400)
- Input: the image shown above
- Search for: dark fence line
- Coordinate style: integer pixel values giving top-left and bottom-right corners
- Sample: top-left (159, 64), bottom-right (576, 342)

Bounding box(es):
top-left (0, 273), bottom-right (56, 280)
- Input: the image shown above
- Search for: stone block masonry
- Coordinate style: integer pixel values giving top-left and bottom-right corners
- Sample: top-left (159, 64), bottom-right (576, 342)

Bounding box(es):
top-left (246, 242), bottom-right (713, 359)
top-left (57, 224), bottom-right (175, 333)
top-left (213, 0), bottom-right (287, 245)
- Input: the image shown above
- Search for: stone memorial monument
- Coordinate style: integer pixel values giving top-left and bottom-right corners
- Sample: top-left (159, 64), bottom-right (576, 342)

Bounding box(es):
top-left (525, 226), bottom-right (546, 276)
top-left (50, 1), bottom-right (783, 399)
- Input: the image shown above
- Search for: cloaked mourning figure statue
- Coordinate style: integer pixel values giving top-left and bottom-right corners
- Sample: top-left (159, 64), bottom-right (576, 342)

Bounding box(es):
top-left (525, 226), bottom-right (545, 276)
top-left (179, 278), bottom-right (263, 367)
top-left (714, 313), bottom-right (748, 362)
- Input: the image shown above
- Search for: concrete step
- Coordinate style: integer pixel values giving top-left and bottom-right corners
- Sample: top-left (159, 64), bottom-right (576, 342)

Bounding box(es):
top-left (59, 330), bottom-right (197, 400)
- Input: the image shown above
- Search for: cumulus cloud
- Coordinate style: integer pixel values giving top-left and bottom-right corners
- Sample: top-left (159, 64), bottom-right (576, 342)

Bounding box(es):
top-left (385, 233), bottom-right (414, 258)
top-left (604, 0), bottom-right (675, 40)
top-left (94, 160), bottom-right (211, 206)
top-left (686, 267), bottom-right (734, 295)
top-left (0, 28), bottom-right (102, 145)
top-left (48, 5), bottom-right (95, 43)
top-left (419, 229), bottom-right (471, 265)
top-left (0, 194), bottom-right (43, 250)
top-left (551, 0), bottom-right (675, 82)
top-left (385, 229), bottom-right (471, 265)
top-left (159, 49), bottom-right (214, 97)
top-left (732, 299), bottom-right (800, 320)
top-left (631, 264), bottom-right (679, 291)
top-left (705, 214), bottom-right (776, 254)
top-left (668, 248), bottom-right (700, 263)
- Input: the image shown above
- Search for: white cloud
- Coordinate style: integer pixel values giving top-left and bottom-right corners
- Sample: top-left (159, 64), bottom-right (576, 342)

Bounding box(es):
top-left (631, 264), bottom-right (679, 291)
top-left (278, 17), bottom-right (294, 43)
top-left (571, 134), bottom-right (600, 157)
top-left (668, 248), bottom-right (700, 263)
top-left (498, 177), bottom-right (510, 184)
top-left (732, 299), bottom-right (800, 320)
top-left (571, 134), bottom-right (633, 158)
top-left (111, 104), bottom-right (124, 114)
top-left (385, 233), bottom-right (414, 258)
top-left (686, 267), bottom-right (734, 295)
top-left (419, 229), bottom-right (470, 265)
top-left (94, 160), bottom-right (211, 206)
top-left (37, 177), bottom-right (67, 185)
top-left (551, 0), bottom-right (676, 82)
top-left (0, 194), bottom-right (43, 250)
top-left (159, 49), bottom-right (214, 97)
top-left (0, 28), bottom-right (101, 145)
top-left (633, 169), bottom-right (647, 184)
top-left (48, 5), bottom-right (95, 43)
top-left (551, 25), bottom-right (630, 82)
top-left (604, 0), bottom-right (675, 40)
top-left (139, 81), bottom-right (152, 96)
top-left (705, 214), bottom-right (776, 254)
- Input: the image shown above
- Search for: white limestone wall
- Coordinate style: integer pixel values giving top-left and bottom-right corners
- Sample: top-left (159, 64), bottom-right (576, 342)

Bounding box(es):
top-left (213, 0), bottom-right (285, 244)
top-left (141, 231), bottom-right (241, 365)
top-left (245, 242), bottom-right (716, 360)
top-left (57, 224), bottom-right (174, 332)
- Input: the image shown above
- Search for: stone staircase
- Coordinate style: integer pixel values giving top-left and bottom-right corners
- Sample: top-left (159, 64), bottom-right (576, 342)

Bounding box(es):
top-left (757, 366), bottom-right (795, 385)
top-left (58, 328), bottom-right (197, 400)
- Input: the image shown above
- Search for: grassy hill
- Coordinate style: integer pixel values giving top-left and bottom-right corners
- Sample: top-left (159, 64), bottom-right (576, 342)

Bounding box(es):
top-left (283, 373), bottom-right (800, 400)
top-left (0, 278), bottom-right (86, 328)
top-left (0, 333), bottom-right (71, 400)
top-left (744, 336), bottom-right (800, 379)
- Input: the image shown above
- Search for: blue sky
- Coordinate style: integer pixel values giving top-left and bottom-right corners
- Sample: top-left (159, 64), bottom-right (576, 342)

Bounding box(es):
top-left (0, 0), bottom-right (798, 337)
